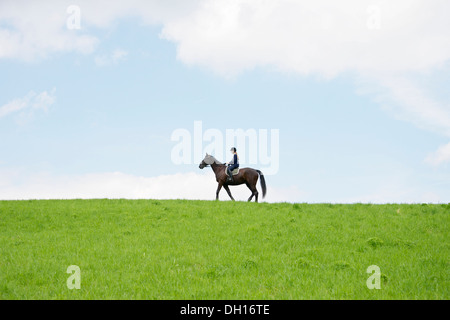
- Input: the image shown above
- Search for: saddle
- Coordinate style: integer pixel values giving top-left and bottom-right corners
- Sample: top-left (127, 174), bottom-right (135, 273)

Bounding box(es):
top-left (225, 167), bottom-right (239, 176)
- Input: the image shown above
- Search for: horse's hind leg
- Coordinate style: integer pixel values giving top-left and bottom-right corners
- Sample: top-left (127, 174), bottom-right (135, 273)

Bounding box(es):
top-left (246, 182), bottom-right (259, 202)
top-left (223, 185), bottom-right (235, 201)
top-left (245, 183), bottom-right (253, 201)
top-left (245, 182), bottom-right (258, 202)
top-left (253, 186), bottom-right (259, 203)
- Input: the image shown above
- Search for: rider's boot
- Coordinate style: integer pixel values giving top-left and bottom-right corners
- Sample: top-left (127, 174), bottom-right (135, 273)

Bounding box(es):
top-left (227, 169), bottom-right (233, 182)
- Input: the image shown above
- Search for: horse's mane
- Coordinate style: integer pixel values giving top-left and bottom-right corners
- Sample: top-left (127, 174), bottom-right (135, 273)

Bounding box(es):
top-left (205, 155), bottom-right (223, 165)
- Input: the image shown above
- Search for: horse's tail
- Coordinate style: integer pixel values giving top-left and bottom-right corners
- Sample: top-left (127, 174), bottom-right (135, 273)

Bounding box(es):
top-left (256, 170), bottom-right (266, 199)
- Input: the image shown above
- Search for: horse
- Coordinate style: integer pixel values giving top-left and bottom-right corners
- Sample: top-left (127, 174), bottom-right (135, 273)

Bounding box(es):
top-left (199, 153), bottom-right (266, 202)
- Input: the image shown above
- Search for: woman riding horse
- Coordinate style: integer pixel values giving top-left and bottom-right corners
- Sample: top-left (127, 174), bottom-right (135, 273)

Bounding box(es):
top-left (226, 147), bottom-right (239, 182)
top-left (199, 153), bottom-right (266, 202)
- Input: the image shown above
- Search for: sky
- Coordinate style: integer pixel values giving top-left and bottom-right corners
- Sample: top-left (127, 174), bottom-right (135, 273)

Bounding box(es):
top-left (0, 0), bottom-right (449, 203)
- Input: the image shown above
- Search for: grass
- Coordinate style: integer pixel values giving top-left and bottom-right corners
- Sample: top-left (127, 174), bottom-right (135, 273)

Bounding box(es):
top-left (0, 199), bottom-right (448, 299)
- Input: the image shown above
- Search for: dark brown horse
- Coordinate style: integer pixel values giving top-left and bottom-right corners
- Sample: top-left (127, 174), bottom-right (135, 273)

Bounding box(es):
top-left (199, 153), bottom-right (266, 202)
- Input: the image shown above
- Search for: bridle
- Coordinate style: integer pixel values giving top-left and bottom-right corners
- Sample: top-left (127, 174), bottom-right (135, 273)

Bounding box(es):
top-left (201, 160), bottom-right (210, 167)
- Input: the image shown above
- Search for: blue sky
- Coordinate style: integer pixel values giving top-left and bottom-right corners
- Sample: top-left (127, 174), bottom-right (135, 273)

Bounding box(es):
top-left (0, 0), bottom-right (449, 202)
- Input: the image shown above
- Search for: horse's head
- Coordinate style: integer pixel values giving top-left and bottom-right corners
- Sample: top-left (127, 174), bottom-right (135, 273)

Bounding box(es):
top-left (199, 153), bottom-right (213, 169)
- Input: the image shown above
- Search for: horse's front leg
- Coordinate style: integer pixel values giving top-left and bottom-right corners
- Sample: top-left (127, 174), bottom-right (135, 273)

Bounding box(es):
top-left (223, 185), bottom-right (235, 201)
top-left (216, 182), bottom-right (223, 200)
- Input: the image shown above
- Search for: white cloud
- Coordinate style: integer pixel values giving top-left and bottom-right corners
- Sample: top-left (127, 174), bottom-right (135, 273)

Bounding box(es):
top-left (3, 1), bottom-right (449, 76)
top-left (384, 78), bottom-right (450, 166)
top-left (0, 169), bottom-right (305, 203)
top-left (159, 0), bottom-right (450, 77)
top-left (1, 169), bottom-right (446, 203)
top-left (425, 142), bottom-right (450, 166)
top-left (0, 0), bottom-right (192, 61)
top-left (156, 0), bottom-right (450, 156)
top-left (1, 0), bottom-right (449, 161)
top-left (336, 176), bottom-right (448, 204)
top-left (340, 189), bottom-right (445, 204)
top-left (0, 1), bottom-right (97, 60)
top-left (0, 92), bottom-right (33, 118)
top-left (3, 2), bottom-right (448, 119)
top-left (95, 48), bottom-right (128, 66)
top-left (360, 76), bottom-right (450, 138)
top-left (0, 88), bottom-right (56, 123)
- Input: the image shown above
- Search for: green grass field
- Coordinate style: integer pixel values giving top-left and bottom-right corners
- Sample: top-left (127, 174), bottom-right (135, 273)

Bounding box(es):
top-left (0, 199), bottom-right (448, 299)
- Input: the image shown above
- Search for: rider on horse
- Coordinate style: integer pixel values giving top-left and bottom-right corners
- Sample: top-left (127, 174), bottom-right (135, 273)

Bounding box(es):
top-left (226, 147), bottom-right (239, 182)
